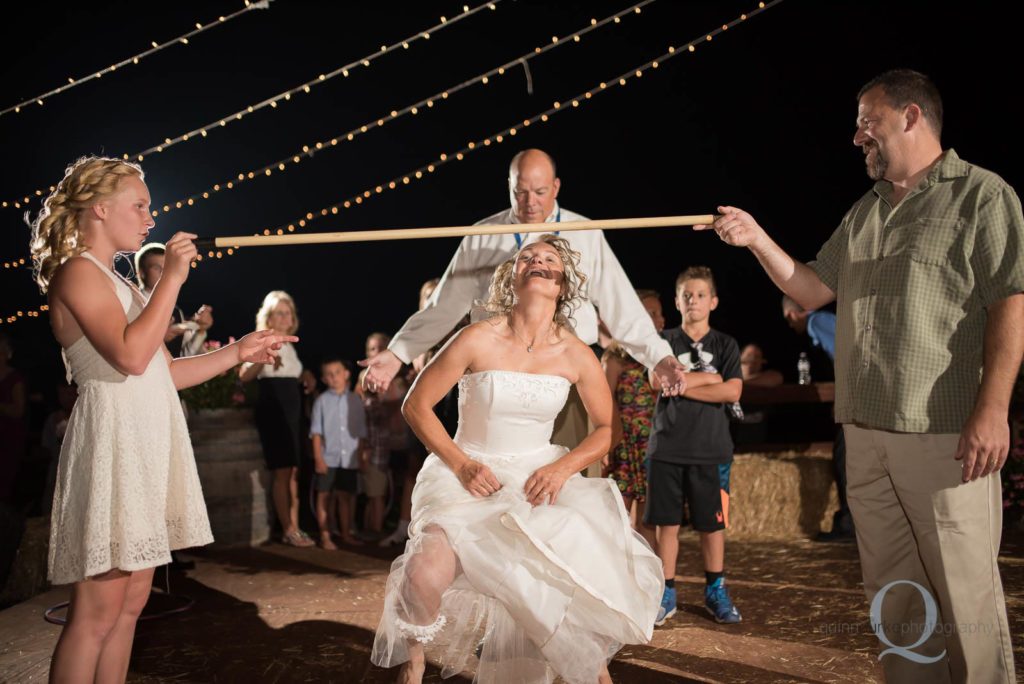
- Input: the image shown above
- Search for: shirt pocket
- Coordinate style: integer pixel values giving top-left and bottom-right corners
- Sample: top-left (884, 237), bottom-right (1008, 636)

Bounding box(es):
top-left (907, 217), bottom-right (964, 266)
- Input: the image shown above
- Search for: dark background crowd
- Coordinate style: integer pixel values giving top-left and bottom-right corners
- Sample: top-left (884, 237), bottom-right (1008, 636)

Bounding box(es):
top-left (1, 1), bottom-right (1021, 374)
top-left (2, 1), bottom-right (1024, 553)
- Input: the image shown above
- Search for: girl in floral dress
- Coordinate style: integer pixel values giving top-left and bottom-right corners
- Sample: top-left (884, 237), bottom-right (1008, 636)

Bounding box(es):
top-left (602, 289), bottom-right (665, 549)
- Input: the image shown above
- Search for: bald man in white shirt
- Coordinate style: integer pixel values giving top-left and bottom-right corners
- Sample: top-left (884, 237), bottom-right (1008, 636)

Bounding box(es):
top-left (361, 149), bottom-right (688, 446)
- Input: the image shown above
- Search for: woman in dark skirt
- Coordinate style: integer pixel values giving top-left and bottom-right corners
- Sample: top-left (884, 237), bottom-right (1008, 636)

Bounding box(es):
top-left (241, 290), bottom-right (317, 546)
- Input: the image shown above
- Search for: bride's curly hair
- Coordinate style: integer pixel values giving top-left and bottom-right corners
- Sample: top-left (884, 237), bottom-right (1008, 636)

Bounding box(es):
top-left (28, 156), bottom-right (144, 293)
top-left (483, 233), bottom-right (588, 329)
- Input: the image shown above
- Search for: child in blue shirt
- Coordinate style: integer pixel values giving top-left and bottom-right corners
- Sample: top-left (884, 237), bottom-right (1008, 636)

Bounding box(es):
top-left (310, 358), bottom-right (368, 548)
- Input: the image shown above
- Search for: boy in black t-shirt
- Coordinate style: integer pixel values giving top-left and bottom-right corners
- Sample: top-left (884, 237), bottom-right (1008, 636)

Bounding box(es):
top-left (646, 266), bottom-right (743, 626)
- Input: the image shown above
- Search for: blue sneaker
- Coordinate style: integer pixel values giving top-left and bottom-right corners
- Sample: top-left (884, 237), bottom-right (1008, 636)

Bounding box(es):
top-left (704, 579), bottom-right (742, 624)
top-left (654, 586), bottom-right (677, 626)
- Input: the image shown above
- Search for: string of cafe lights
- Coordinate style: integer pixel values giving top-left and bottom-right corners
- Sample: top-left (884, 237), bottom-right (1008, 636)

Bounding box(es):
top-left (148, 0), bottom-right (655, 221)
top-left (0, 0), bottom-right (651, 270)
top-left (0, 305), bottom-right (48, 326)
top-left (0, 1), bottom-right (274, 119)
top-left (0, 1), bottom-right (501, 212)
top-left (3, 0), bottom-right (781, 320)
top-left (187, 0), bottom-right (781, 268)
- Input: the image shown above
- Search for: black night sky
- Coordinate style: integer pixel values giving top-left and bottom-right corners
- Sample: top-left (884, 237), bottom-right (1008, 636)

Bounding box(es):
top-left (1, 0), bottom-right (1021, 400)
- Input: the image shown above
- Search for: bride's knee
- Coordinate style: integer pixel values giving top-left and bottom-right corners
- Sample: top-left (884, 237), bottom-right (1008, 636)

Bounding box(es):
top-left (407, 529), bottom-right (457, 578)
top-left (403, 556), bottom-right (453, 598)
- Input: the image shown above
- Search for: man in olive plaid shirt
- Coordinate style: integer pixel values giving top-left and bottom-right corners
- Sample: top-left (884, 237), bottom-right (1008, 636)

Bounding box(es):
top-left (698, 69), bottom-right (1021, 683)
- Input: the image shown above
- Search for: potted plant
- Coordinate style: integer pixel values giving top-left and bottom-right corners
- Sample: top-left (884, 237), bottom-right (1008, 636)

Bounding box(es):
top-left (179, 338), bottom-right (250, 416)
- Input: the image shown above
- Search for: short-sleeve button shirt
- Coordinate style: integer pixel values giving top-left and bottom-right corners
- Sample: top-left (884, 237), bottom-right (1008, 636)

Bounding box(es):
top-left (808, 149), bottom-right (1024, 433)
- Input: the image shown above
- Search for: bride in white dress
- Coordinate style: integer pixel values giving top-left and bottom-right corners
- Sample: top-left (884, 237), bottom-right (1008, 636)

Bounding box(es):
top-left (372, 234), bottom-right (663, 683)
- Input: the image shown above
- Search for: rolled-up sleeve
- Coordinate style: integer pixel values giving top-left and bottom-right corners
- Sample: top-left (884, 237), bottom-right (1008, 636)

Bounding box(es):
top-left (589, 232), bottom-right (674, 369)
top-left (970, 185), bottom-right (1024, 308)
top-left (389, 235), bottom-right (494, 363)
top-left (807, 216), bottom-right (851, 294)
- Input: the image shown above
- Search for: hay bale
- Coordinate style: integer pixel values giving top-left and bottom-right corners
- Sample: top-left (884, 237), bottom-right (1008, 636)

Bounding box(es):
top-left (728, 445), bottom-right (839, 539)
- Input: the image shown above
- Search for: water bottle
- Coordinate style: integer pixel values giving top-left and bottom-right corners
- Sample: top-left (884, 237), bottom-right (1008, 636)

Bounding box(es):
top-left (797, 352), bottom-right (812, 385)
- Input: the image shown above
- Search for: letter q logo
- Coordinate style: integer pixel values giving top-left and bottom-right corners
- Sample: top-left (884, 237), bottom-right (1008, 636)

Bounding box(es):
top-left (869, 580), bottom-right (946, 664)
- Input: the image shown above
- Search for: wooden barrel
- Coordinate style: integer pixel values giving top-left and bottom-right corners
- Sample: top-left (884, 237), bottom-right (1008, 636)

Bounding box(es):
top-left (188, 408), bottom-right (271, 546)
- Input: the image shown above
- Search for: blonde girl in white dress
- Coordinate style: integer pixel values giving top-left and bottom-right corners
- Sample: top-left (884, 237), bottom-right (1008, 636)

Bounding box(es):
top-left (30, 156), bottom-right (296, 683)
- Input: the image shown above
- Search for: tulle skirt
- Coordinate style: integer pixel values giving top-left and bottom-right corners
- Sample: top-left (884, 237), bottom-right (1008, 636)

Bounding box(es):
top-left (371, 442), bottom-right (663, 683)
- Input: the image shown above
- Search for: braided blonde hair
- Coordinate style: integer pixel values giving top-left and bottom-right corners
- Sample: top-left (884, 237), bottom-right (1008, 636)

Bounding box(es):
top-left (29, 156), bottom-right (144, 293)
top-left (484, 233), bottom-right (587, 330)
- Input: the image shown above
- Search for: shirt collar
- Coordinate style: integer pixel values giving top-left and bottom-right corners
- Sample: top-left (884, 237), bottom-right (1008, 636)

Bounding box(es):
top-left (872, 148), bottom-right (968, 201)
top-left (511, 201), bottom-right (561, 227)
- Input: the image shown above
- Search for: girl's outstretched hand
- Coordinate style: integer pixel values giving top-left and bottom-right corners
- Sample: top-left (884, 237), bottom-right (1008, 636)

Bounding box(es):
top-left (237, 330), bottom-right (298, 365)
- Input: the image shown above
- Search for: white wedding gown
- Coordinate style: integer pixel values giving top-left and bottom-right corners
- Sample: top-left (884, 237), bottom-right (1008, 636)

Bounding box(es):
top-left (372, 370), bottom-right (663, 683)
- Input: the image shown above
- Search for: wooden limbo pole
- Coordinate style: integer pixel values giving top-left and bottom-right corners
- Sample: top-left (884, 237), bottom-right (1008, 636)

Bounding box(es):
top-left (193, 214), bottom-right (717, 251)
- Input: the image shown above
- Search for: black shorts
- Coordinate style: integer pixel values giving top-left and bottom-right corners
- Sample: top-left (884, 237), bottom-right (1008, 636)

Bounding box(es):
top-left (644, 460), bottom-right (726, 532)
top-left (314, 467), bottom-right (358, 493)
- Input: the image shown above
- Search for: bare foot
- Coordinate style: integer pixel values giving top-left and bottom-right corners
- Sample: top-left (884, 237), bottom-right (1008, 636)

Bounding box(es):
top-left (319, 533), bottom-right (338, 550)
top-left (341, 535), bottom-right (364, 546)
top-left (398, 641), bottom-right (426, 683)
top-left (396, 659), bottom-right (425, 684)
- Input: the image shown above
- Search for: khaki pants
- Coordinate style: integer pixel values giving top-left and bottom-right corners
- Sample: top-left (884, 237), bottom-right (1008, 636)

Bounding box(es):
top-left (844, 424), bottom-right (1015, 683)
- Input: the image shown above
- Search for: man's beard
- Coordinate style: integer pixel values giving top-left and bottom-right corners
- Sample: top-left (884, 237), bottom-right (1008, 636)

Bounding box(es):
top-left (864, 144), bottom-right (888, 181)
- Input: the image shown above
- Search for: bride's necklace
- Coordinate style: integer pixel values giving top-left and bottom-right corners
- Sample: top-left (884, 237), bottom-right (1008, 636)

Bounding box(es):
top-left (508, 321), bottom-right (551, 353)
